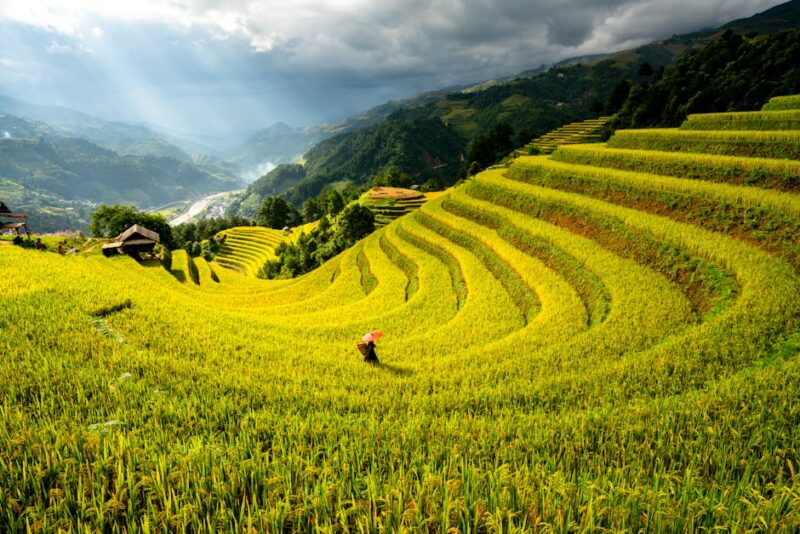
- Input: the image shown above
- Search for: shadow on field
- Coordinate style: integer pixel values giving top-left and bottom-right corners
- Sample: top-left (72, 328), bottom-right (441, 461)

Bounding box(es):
top-left (139, 259), bottom-right (163, 269)
top-left (377, 363), bottom-right (414, 377)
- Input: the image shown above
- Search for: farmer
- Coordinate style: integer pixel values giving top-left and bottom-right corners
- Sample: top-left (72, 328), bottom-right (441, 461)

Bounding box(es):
top-left (360, 331), bottom-right (383, 364)
top-left (364, 340), bottom-right (379, 364)
top-left (34, 238), bottom-right (44, 251)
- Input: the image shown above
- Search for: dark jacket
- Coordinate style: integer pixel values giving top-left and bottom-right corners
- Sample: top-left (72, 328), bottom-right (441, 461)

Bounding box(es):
top-left (365, 341), bottom-right (379, 363)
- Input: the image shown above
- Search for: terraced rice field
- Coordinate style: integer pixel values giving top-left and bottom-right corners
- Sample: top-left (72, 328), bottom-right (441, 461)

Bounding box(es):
top-left (2, 94), bottom-right (800, 531)
top-left (363, 187), bottom-right (446, 227)
top-left (213, 224), bottom-right (315, 276)
top-left (525, 116), bottom-right (611, 155)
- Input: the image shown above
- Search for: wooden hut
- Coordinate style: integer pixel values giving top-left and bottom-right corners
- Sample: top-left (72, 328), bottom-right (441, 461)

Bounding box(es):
top-left (0, 201), bottom-right (31, 238)
top-left (102, 224), bottom-right (160, 257)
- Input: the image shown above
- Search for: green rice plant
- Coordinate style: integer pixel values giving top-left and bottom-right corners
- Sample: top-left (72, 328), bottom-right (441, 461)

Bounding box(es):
top-left (214, 226), bottom-right (287, 276)
top-left (477, 169), bottom-right (800, 392)
top-left (193, 257), bottom-right (220, 284)
top-left (762, 94), bottom-right (800, 111)
top-left (512, 156), bottom-right (800, 271)
top-left (681, 110), bottom-right (800, 130)
top-left (356, 246), bottom-right (378, 295)
top-left (378, 227), bottom-right (419, 301)
top-left (551, 144), bottom-right (800, 192)
top-left (608, 128), bottom-right (800, 159)
top-left (170, 249), bottom-right (190, 283)
top-left (4, 101), bottom-right (800, 530)
top-left (439, 195), bottom-right (610, 327)
top-left (416, 206), bottom-right (541, 322)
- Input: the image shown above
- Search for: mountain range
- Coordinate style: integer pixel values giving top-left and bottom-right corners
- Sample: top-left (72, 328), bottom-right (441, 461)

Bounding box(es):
top-left (232, 0), bottom-right (800, 214)
top-left (1, 0), bottom-right (799, 232)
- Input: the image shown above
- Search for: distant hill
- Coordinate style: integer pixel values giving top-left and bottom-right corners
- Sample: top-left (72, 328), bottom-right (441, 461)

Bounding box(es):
top-left (233, 164), bottom-right (308, 216)
top-left (0, 114), bottom-right (243, 232)
top-left (225, 122), bottom-right (328, 178)
top-left (0, 95), bottom-right (195, 161)
top-left (0, 134), bottom-right (240, 204)
top-left (722, 0), bottom-right (800, 33)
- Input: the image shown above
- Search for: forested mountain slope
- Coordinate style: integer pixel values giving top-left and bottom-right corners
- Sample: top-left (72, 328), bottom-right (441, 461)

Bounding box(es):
top-left (238, 0), bottom-right (800, 212)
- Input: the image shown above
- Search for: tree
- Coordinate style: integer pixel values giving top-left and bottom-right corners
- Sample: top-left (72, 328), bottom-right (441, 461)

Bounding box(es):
top-left (607, 79), bottom-right (632, 114)
top-left (90, 204), bottom-right (174, 248)
top-left (302, 196), bottom-right (324, 223)
top-left (324, 189), bottom-right (345, 216)
top-left (637, 62), bottom-right (654, 76)
top-left (589, 97), bottom-right (605, 115)
top-left (371, 165), bottom-right (414, 188)
top-left (615, 30), bottom-right (800, 128)
top-left (336, 204), bottom-right (375, 246)
top-left (257, 196), bottom-right (300, 229)
top-left (466, 121), bottom-right (515, 169)
top-left (317, 215), bottom-right (331, 234)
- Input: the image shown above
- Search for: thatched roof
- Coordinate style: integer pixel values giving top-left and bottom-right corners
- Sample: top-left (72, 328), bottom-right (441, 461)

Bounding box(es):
top-left (102, 224), bottom-right (160, 253)
top-left (0, 222), bottom-right (27, 230)
top-left (115, 224), bottom-right (160, 244)
top-left (0, 201), bottom-right (27, 218)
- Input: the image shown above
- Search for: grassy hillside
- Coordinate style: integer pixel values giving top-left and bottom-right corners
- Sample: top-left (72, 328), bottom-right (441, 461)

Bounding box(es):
top-left (524, 116), bottom-right (612, 154)
top-left (3, 92), bottom-right (800, 530)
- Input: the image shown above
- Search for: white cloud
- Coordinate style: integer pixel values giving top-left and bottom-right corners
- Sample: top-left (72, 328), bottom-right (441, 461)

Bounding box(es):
top-left (46, 39), bottom-right (93, 54)
top-left (0, 0), bottom-right (788, 71)
top-left (0, 0), bottom-right (791, 133)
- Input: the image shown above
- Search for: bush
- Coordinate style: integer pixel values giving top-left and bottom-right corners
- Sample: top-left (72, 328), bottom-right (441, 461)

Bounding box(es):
top-left (187, 255), bottom-right (200, 285)
top-left (161, 247), bottom-right (172, 272)
top-left (257, 196), bottom-right (301, 229)
top-left (337, 204), bottom-right (375, 246)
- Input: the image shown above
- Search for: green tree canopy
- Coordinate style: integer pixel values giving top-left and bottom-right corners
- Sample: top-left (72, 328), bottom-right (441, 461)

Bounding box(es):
top-left (465, 122), bottom-right (514, 169)
top-left (257, 196), bottom-right (301, 229)
top-left (90, 204), bottom-right (174, 248)
top-left (616, 29), bottom-right (800, 128)
top-left (370, 165), bottom-right (414, 188)
top-left (336, 204), bottom-right (375, 246)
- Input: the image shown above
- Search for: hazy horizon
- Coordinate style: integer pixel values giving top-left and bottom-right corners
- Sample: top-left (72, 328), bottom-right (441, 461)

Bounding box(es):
top-left (0, 0), bottom-right (787, 135)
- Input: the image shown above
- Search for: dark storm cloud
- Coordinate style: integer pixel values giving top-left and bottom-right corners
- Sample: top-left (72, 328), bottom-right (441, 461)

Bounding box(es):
top-left (0, 0), bottom-right (788, 132)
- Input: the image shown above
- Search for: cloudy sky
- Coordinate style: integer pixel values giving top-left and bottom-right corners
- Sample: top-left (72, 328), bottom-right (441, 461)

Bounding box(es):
top-left (0, 0), bottom-right (787, 133)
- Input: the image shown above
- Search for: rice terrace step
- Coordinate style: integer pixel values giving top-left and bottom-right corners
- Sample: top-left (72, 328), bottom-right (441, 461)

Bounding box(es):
top-left (3, 1), bottom-right (800, 528)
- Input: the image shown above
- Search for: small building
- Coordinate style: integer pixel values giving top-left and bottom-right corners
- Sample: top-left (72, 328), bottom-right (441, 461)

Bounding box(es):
top-left (102, 224), bottom-right (160, 257)
top-left (0, 201), bottom-right (31, 238)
